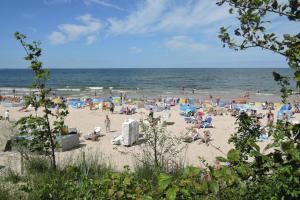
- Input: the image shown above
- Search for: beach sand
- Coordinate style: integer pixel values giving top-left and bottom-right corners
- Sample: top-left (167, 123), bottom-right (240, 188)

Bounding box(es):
top-left (1, 104), bottom-right (299, 171)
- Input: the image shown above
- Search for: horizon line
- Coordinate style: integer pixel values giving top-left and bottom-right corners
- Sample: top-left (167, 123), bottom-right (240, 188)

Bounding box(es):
top-left (0, 67), bottom-right (290, 69)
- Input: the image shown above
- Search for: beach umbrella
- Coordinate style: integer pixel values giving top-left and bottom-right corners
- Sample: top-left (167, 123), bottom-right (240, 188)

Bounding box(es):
top-left (185, 108), bottom-right (192, 113)
top-left (92, 98), bottom-right (104, 103)
top-left (280, 104), bottom-right (290, 111)
top-left (52, 98), bottom-right (62, 104)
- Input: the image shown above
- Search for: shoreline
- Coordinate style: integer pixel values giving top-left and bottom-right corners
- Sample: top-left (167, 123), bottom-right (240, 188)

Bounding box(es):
top-left (0, 86), bottom-right (286, 102)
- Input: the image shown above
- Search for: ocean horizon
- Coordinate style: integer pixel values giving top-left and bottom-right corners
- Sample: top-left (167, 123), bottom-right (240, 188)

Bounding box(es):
top-left (0, 68), bottom-right (294, 101)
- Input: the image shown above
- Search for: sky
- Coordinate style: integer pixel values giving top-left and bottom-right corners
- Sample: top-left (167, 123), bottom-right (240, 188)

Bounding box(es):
top-left (0, 0), bottom-right (299, 68)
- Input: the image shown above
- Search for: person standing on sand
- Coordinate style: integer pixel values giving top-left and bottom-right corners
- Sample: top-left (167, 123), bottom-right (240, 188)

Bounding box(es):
top-left (89, 102), bottom-right (93, 110)
top-left (104, 115), bottom-right (111, 133)
top-left (110, 102), bottom-right (115, 114)
top-left (4, 110), bottom-right (9, 121)
top-left (149, 108), bottom-right (154, 119)
top-left (266, 109), bottom-right (274, 127)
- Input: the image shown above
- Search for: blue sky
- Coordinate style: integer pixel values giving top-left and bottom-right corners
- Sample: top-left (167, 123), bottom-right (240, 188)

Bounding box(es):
top-left (0, 0), bottom-right (298, 68)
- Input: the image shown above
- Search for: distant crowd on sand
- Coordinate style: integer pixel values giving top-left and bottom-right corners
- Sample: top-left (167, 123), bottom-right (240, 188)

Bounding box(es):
top-left (1, 91), bottom-right (300, 146)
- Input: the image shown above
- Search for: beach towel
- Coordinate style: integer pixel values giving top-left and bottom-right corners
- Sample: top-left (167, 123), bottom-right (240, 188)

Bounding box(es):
top-left (111, 135), bottom-right (123, 145)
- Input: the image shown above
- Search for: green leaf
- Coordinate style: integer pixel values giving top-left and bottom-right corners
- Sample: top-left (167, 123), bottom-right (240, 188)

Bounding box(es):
top-left (208, 180), bottom-right (219, 194)
top-left (227, 149), bottom-right (240, 162)
top-left (294, 71), bottom-right (300, 81)
top-left (183, 166), bottom-right (200, 177)
top-left (166, 186), bottom-right (179, 200)
top-left (216, 156), bottom-right (227, 162)
top-left (195, 182), bottom-right (208, 193)
top-left (123, 176), bottom-right (132, 186)
top-left (158, 173), bottom-right (172, 192)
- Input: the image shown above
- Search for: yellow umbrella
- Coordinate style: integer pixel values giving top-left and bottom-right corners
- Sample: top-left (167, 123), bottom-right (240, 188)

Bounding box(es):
top-left (52, 98), bottom-right (62, 104)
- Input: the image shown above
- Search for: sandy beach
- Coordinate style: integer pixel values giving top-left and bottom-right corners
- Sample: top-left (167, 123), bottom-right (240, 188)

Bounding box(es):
top-left (1, 101), bottom-right (298, 171)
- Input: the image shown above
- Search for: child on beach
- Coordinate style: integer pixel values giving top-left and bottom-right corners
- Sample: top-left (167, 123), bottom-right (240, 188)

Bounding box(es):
top-left (104, 115), bottom-right (111, 133)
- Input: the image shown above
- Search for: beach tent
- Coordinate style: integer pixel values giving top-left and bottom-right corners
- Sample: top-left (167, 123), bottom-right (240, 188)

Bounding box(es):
top-left (218, 100), bottom-right (230, 107)
top-left (280, 104), bottom-right (291, 111)
top-left (92, 98), bottom-right (105, 103)
top-left (233, 104), bottom-right (253, 111)
top-left (180, 103), bottom-right (197, 112)
top-left (277, 104), bottom-right (292, 120)
top-left (67, 100), bottom-right (86, 108)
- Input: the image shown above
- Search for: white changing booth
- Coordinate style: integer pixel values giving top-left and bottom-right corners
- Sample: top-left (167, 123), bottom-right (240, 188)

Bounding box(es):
top-left (121, 119), bottom-right (139, 146)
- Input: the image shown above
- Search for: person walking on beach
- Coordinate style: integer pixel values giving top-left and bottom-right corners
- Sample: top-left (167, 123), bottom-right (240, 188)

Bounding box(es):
top-left (4, 110), bottom-right (9, 121)
top-left (110, 102), bottom-right (115, 114)
top-left (104, 115), bottom-right (111, 133)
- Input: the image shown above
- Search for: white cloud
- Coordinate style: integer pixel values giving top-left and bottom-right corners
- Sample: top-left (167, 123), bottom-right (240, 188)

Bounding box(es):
top-left (49, 14), bottom-right (102, 45)
top-left (86, 35), bottom-right (97, 45)
top-left (108, 0), bottom-right (232, 35)
top-left (108, 0), bottom-right (168, 34)
top-left (166, 36), bottom-right (210, 52)
top-left (83, 0), bottom-right (126, 11)
top-left (129, 46), bottom-right (143, 53)
top-left (43, 0), bottom-right (72, 5)
top-left (49, 32), bottom-right (67, 44)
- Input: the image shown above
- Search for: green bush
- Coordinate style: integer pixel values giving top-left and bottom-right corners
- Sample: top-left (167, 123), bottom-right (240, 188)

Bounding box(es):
top-left (24, 156), bottom-right (51, 174)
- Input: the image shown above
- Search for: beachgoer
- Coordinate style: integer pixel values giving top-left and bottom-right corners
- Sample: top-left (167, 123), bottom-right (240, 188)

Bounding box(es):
top-left (4, 110), bottom-right (9, 121)
top-left (255, 117), bottom-right (261, 128)
top-left (89, 102), bottom-right (93, 110)
top-left (288, 103), bottom-right (292, 110)
top-left (267, 109), bottom-right (274, 126)
top-left (104, 115), bottom-right (111, 133)
top-left (91, 131), bottom-right (98, 141)
top-left (201, 130), bottom-right (211, 146)
top-left (110, 102), bottom-right (115, 114)
top-left (216, 98), bottom-right (220, 106)
top-left (283, 113), bottom-right (289, 122)
top-left (182, 87), bottom-right (185, 94)
top-left (149, 108), bottom-right (154, 119)
top-left (125, 106), bottom-right (130, 115)
top-left (192, 89), bottom-right (195, 95)
top-left (120, 93), bottom-right (123, 105)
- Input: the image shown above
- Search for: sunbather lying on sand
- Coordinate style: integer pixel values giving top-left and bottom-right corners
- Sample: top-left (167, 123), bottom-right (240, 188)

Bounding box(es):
top-left (199, 130), bottom-right (212, 146)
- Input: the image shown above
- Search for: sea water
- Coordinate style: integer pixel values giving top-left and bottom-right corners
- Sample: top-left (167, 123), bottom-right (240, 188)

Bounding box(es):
top-left (0, 68), bottom-right (294, 101)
